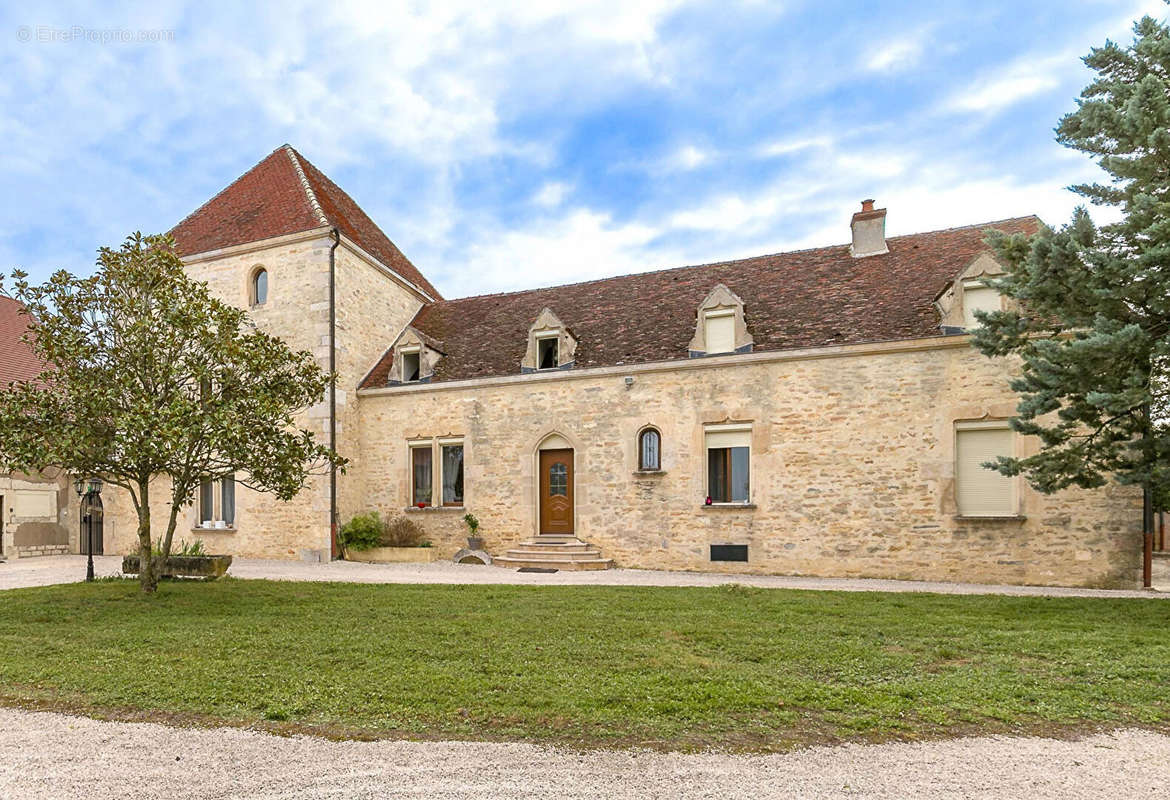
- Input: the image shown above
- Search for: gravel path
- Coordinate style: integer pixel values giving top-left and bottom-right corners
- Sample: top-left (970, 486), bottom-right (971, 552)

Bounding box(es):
top-left (2, 554), bottom-right (1165, 598)
top-left (0, 709), bottom-right (1165, 799)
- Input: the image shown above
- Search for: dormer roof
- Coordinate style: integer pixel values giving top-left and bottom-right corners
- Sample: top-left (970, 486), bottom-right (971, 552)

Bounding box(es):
top-left (360, 215), bottom-right (1040, 387)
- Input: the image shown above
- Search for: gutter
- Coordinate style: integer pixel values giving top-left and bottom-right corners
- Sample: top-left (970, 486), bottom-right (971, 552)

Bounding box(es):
top-left (328, 227), bottom-right (340, 559)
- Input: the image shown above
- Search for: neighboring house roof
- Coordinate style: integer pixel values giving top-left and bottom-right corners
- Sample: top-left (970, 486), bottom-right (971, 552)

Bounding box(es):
top-left (0, 296), bottom-right (44, 386)
top-left (170, 145), bottom-right (441, 300)
top-left (361, 216), bottom-right (1039, 388)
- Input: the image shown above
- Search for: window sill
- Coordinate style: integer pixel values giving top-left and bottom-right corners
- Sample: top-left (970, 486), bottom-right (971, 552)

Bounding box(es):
top-left (192, 526), bottom-right (237, 533)
top-left (953, 515), bottom-right (1027, 522)
top-left (405, 506), bottom-right (465, 513)
top-left (633, 469), bottom-right (666, 476)
top-left (701, 503), bottom-right (756, 510)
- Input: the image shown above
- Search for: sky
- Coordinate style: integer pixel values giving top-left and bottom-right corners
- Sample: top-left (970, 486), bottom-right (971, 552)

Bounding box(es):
top-left (0, 0), bottom-right (1164, 299)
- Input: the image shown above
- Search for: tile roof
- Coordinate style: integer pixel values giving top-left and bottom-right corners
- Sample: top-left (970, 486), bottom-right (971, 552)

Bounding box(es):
top-left (360, 216), bottom-right (1039, 388)
top-left (170, 145), bottom-right (441, 300)
top-left (0, 296), bottom-right (45, 387)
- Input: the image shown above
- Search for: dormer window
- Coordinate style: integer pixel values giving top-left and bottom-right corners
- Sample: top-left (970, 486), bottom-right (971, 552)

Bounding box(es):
top-left (703, 310), bottom-right (735, 354)
top-left (961, 280), bottom-right (1002, 329)
top-left (538, 336), bottom-right (559, 370)
top-left (401, 349), bottom-right (421, 382)
top-left (385, 327), bottom-right (442, 385)
top-left (689, 284), bottom-right (752, 357)
top-left (521, 308), bottom-right (577, 373)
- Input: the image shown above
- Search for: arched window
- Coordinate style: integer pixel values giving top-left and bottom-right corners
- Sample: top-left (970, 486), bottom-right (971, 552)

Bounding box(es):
top-left (251, 268), bottom-right (268, 306)
top-left (638, 428), bottom-right (661, 471)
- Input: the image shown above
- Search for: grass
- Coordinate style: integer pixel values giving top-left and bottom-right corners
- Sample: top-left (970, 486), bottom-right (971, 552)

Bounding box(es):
top-left (0, 578), bottom-right (1167, 751)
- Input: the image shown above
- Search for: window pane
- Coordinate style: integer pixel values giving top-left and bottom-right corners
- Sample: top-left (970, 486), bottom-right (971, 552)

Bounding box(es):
top-left (254, 270), bottom-right (267, 305)
top-left (549, 462), bottom-right (568, 496)
top-left (640, 430), bottom-right (660, 470)
top-left (199, 480), bottom-right (214, 524)
top-left (707, 448), bottom-right (729, 502)
top-left (730, 446), bottom-right (750, 503)
top-left (442, 445), bottom-right (464, 505)
top-left (220, 475), bottom-right (236, 526)
top-left (412, 447), bottom-right (432, 505)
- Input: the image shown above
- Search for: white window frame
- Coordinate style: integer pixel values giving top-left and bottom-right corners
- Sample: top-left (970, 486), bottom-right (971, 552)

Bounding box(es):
top-left (400, 346), bottom-right (422, 382)
top-left (703, 309), bottom-right (736, 354)
top-left (408, 439), bottom-right (434, 507)
top-left (704, 423), bottom-right (752, 505)
top-left (535, 331), bottom-right (560, 370)
top-left (197, 475), bottom-right (236, 529)
top-left (438, 437), bottom-right (465, 508)
top-left (955, 420), bottom-right (1018, 517)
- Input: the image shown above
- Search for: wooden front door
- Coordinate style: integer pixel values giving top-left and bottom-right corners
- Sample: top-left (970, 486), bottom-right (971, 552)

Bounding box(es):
top-left (539, 449), bottom-right (574, 535)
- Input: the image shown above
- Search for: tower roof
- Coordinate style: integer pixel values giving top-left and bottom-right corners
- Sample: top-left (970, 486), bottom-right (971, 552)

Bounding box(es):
top-left (170, 145), bottom-right (441, 299)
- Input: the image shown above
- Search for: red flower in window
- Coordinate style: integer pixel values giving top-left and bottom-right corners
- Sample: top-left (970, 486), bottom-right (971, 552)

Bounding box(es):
top-left (705, 495), bottom-right (713, 505)
top-left (417, 502), bottom-right (427, 509)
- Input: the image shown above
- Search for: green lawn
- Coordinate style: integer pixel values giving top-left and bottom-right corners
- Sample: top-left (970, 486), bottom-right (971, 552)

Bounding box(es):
top-left (0, 578), bottom-right (1167, 750)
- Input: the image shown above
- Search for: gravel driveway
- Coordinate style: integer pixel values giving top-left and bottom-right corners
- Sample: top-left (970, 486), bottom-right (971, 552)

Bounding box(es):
top-left (2, 555), bottom-right (1165, 598)
top-left (0, 709), bottom-right (1165, 799)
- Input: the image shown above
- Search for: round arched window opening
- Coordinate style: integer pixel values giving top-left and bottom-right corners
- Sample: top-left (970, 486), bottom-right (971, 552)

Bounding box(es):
top-left (638, 428), bottom-right (661, 471)
top-left (251, 268), bottom-right (268, 306)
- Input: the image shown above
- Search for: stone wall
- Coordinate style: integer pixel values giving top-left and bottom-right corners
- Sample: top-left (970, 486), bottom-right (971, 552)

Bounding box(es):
top-left (355, 337), bottom-right (1143, 588)
top-left (1, 472), bottom-right (69, 558)
top-left (96, 231), bottom-right (426, 560)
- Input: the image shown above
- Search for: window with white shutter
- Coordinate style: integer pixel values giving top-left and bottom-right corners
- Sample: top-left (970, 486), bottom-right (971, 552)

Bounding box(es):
top-left (704, 311), bottom-right (735, 354)
top-left (955, 422), bottom-right (1015, 516)
top-left (962, 282), bottom-right (1002, 329)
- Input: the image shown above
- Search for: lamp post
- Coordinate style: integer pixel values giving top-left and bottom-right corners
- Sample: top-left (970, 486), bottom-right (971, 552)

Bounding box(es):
top-left (73, 476), bottom-right (104, 582)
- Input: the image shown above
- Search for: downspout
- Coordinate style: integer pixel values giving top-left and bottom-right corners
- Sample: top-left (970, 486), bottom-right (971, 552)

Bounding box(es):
top-left (329, 228), bottom-right (340, 560)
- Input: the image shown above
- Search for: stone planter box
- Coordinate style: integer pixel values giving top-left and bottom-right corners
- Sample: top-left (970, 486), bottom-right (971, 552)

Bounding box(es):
top-left (122, 554), bottom-right (233, 579)
top-left (347, 546), bottom-right (438, 564)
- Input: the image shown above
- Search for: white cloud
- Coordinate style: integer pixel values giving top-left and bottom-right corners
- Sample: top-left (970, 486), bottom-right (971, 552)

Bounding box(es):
top-left (866, 33), bottom-right (927, 73)
top-left (946, 55), bottom-right (1068, 114)
top-left (533, 182), bottom-right (571, 207)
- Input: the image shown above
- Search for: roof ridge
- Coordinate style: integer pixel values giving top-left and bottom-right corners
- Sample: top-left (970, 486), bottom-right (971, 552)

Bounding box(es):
top-left (169, 145), bottom-right (290, 236)
top-left (282, 145), bottom-right (329, 227)
top-left (434, 215), bottom-right (1042, 305)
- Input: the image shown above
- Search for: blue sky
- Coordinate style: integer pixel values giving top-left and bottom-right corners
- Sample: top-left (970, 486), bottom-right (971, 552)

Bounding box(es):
top-left (0, 1), bottom-right (1163, 299)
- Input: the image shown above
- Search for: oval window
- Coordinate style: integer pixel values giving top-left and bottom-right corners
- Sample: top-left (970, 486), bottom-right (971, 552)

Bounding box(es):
top-left (549, 462), bottom-right (568, 496)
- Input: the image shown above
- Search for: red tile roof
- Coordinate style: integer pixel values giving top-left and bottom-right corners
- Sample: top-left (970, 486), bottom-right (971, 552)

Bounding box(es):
top-left (170, 145), bottom-right (441, 300)
top-left (0, 296), bottom-right (45, 387)
top-left (360, 216), bottom-right (1039, 388)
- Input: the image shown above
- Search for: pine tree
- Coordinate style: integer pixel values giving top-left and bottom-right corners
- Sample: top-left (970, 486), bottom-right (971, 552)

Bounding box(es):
top-left (973, 13), bottom-right (1170, 517)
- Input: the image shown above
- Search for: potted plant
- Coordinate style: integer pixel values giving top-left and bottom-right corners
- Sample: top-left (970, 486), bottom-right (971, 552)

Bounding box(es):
top-left (463, 512), bottom-right (484, 551)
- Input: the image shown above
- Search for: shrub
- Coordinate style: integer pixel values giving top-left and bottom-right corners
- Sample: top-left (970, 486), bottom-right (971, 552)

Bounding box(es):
top-left (152, 539), bottom-right (207, 557)
top-left (463, 512), bottom-right (479, 535)
top-left (339, 512), bottom-right (384, 551)
top-left (381, 515), bottom-right (424, 547)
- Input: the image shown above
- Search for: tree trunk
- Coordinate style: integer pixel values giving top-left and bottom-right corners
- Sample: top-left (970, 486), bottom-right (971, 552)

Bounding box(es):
top-left (136, 479), bottom-right (157, 594)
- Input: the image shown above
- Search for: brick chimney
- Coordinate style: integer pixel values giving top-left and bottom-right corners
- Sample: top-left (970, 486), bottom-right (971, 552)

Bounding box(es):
top-left (850, 199), bottom-right (888, 257)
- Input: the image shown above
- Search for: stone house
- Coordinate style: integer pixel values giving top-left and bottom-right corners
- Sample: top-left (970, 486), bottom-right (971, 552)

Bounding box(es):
top-left (24, 145), bottom-right (1147, 586)
top-left (0, 297), bottom-right (72, 558)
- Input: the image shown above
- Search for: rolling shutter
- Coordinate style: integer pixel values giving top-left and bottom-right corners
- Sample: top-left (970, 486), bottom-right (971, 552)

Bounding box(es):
top-left (956, 426), bottom-right (1014, 516)
top-left (704, 312), bottom-right (735, 354)
top-left (962, 285), bottom-right (1001, 329)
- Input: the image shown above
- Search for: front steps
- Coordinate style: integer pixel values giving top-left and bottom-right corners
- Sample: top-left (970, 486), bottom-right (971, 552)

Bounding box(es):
top-left (494, 536), bottom-right (613, 571)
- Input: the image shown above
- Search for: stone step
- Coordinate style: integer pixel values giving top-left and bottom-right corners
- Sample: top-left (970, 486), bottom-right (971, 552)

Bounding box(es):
top-left (501, 549), bottom-right (603, 561)
top-left (510, 542), bottom-right (596, 553)
top-left (494, 556), bottom-right (613, 571)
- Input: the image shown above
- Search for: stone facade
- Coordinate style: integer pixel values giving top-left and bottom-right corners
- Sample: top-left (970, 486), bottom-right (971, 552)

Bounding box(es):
top-left (100, 229), bottom-right (425, 561)
top-left (356, 337), bottom-right (1142, 588)
top-left (0, 472), bottom-right (70, 558)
